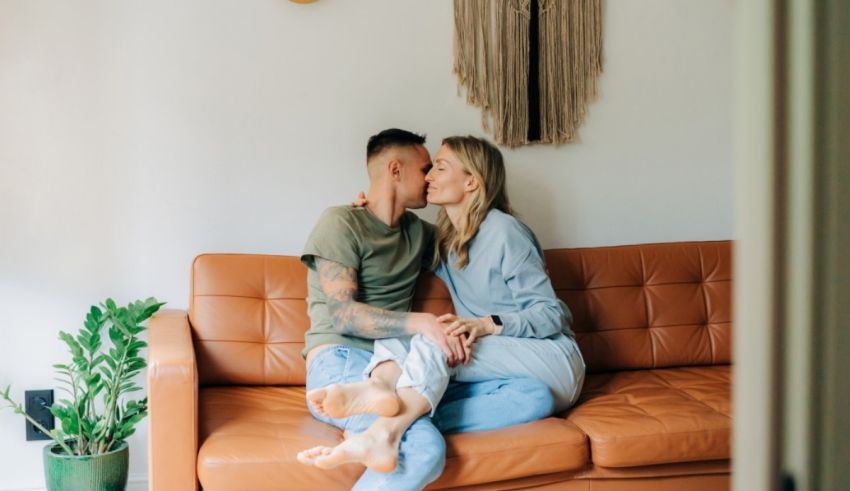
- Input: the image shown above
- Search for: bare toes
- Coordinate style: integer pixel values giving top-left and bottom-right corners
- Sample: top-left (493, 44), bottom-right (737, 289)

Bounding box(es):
top-left (296, 445), bottom-right (332, 466)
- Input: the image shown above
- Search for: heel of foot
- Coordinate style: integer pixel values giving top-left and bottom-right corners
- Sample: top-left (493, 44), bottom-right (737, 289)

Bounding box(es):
top-left (370, 456), bottom-right (398, 474)
top-left (374, 396), bottom-right (401, 417)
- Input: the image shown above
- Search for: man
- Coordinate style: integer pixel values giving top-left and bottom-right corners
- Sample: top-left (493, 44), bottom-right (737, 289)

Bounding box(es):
top-left (298, 129), bottom-right (553, 490)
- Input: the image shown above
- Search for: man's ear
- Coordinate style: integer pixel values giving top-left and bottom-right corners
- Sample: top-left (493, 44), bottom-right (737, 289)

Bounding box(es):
top-left (388, 159), bottom-right (402, 181)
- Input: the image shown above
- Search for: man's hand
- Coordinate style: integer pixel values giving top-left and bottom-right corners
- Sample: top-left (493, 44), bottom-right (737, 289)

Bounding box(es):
top-left (441, 314), bottom-right (498, 348)
top-left (415, 313), bottom-right (470, 367)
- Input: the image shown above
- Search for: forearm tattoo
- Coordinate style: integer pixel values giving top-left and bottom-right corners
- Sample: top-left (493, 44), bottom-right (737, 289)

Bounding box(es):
top-left (315, 258), bottom-right (410, 338)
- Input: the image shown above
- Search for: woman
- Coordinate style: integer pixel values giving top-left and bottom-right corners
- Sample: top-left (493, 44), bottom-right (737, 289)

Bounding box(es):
top-left (298, 136), bottom-right (585, 473)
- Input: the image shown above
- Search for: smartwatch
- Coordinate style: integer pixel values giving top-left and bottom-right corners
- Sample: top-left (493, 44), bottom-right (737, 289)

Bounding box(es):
top-left (490, 315), bottom-right (503, 326)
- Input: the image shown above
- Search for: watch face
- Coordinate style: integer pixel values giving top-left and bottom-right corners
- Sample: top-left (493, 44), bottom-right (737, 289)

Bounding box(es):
top-left (492, 314), bottom-right (503, 326)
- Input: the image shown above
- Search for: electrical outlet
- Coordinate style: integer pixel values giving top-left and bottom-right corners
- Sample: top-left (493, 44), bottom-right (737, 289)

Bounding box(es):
top-left (24, 389), bottom-right (54, 441)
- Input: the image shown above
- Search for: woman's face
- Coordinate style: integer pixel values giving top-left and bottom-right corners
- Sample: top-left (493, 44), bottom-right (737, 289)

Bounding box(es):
top-left (426, 145), bottom-right (476, 206)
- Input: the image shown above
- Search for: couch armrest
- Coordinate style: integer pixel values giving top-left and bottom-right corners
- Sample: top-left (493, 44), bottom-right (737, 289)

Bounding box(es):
top-left (147, 309), bottom-right (198, 491)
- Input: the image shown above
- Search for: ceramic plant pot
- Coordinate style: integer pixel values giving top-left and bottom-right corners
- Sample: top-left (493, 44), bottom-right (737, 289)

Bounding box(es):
top-left (43, 440), bottom-right (129, 491)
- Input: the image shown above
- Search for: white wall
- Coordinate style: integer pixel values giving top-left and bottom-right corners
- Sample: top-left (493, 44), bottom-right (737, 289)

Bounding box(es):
top-left (0, 0), bottom-right (733, 488)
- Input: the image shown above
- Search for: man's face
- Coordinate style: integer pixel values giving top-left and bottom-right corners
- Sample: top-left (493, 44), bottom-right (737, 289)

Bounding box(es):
top-left (398, 145), bottom-right (433, 209)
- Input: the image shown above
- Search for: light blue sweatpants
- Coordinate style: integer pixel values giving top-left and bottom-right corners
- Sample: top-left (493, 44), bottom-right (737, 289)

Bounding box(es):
top-left (367, 333), bottom-right (586, 415)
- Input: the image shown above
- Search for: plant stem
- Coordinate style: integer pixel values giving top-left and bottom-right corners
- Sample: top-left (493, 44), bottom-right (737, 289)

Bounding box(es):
top-left (5, 401), bottom-right (75, 456)
top-left (84, 317), bottom-right (103, 451)
top-left (69, 371), bottom-right (86, 454)
top-left (96, 331), bottom-right (131, 454)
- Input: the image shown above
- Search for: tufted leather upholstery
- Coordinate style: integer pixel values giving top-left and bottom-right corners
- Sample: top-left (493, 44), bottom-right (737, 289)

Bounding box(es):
top-left (189, 256), bottom-right (457, 387)
top-left (189, 255), bottom-right (309, 386)
top-left (195, 386), bottom-right (588, 491)
top-left (567, 365), bottom-right (731, 467)
top-left (546, 241), bottom-right (732, 373)
top-left (148, 240), bottom-right (733, 491)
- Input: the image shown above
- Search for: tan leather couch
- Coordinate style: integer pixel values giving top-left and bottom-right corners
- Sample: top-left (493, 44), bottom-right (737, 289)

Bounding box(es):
top-left (148, 240), bottom-right (732, 490)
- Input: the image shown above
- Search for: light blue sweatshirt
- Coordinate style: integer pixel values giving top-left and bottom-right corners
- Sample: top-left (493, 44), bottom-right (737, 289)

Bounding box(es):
top-left (434, 209), bottom-right (575, 339)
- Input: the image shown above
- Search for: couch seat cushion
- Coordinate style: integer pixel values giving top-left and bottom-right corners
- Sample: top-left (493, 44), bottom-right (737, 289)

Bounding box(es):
top-left (197, 386), bottom-right (360, 491)
top-left (197, 386), bottom-right (588, 490)
top-left (566, 365), bottom-right (731, 468)
top-left (431, 418), bottom-right (588, 489)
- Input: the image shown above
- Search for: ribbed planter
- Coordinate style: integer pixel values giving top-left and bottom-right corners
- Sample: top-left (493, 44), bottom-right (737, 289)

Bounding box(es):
top-left (43, 441), bottom-right (129, 491)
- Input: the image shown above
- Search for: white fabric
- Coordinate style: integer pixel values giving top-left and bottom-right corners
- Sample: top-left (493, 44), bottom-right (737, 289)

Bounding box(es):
top-left (367, 333), bottom-right (585, 416)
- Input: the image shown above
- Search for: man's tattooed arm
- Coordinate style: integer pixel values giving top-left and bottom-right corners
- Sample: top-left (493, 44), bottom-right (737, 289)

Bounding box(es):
top-left (315, 257), bottom-right (468, 364)
top-left (316, 257), bottom-right (413, 338)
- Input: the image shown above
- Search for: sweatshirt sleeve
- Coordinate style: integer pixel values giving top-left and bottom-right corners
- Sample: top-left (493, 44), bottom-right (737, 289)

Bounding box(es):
top-left (496, 236), bottom-right (571, 339)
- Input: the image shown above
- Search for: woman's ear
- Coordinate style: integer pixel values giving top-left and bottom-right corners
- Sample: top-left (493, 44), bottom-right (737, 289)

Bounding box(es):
top-left (465, 176), bottom-right (480, 192)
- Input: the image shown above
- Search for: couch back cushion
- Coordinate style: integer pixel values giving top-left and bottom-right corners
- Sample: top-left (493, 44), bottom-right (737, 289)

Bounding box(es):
top-left (189, 240), bottom-right (731, 385)
top-left (189, 254), bottom-right (453, 386)
top-left (545, 241), bottom-right (732, 373)
top-left (189, 255), bottom-right (306, 386)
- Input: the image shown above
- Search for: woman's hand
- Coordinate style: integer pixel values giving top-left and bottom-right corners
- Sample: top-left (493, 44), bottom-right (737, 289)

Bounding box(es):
top-left (351, 191), bottom-right (368, 207)
top-left (415, 313), bottom-right (470, 366)
top-left (439, 313), bottom-right (497, 348)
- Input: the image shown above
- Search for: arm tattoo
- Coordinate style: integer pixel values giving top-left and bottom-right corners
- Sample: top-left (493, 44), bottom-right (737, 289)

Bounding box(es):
top-left (315, 258), bottom-right (411, 338)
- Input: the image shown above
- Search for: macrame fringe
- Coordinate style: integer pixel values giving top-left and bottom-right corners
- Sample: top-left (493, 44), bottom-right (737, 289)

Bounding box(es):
top-left (454, 0), bottom-right (603, 147)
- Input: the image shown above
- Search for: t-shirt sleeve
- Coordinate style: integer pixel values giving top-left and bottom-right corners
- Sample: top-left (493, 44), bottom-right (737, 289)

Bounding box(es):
top-left (301, 208), bottom-right (360, 272)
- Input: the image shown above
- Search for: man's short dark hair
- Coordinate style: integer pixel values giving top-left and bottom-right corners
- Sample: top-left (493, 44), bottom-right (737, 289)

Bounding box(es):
top-left (367, 128), bottom-right (427, 161)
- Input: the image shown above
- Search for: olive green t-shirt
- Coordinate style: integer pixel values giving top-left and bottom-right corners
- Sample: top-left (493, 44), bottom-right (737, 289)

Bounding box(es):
top-left (300, 206), bottom-right (435, 357)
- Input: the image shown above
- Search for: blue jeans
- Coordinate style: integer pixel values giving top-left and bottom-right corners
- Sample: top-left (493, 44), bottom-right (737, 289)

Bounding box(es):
top-left (305, 345), bottom-right (555, 491)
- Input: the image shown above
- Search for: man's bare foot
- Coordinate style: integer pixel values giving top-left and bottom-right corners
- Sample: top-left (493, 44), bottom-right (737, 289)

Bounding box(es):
top-left (296, 429), bottom-right (398, 473)
top-left (307, 381), bottom-right (400, 419)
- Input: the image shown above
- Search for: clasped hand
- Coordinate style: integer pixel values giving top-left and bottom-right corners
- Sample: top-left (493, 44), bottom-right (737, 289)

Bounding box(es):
top-left (417, 313), bottom-right (496, 368)
top-left (438, 313), bottom-right (496, 347)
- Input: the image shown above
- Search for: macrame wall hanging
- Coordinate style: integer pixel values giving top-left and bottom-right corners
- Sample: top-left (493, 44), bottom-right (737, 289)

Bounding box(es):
top-left (453, 0), bottom-right (603, 147)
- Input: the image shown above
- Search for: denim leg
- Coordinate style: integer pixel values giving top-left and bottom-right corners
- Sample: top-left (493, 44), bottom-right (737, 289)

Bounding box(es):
top-left (353, 416), bottom-right (446, 491)
top-left (432, 377), bottom-right (556, 434)
top-left (305, 345), bottom-right (445, 490)
top-left (305, 345), bottom-right (379, 433)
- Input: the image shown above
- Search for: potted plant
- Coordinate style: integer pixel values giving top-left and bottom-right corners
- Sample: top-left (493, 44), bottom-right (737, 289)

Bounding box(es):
top-left (2, 297), bottom-right (164, 491)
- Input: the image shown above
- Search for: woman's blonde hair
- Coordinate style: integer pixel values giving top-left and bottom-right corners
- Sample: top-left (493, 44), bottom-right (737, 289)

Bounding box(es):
top-left (434, 136), bottom-right (513, 269)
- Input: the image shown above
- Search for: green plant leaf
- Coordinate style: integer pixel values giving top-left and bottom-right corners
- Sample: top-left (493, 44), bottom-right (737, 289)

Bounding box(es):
top-left (3, 297), bottom-right (162, 456)
top-left (85, 372), bottom-right (101, 387)
top-left (108, 327), bottom-right (125, 350)
top-left (58, 332), bottom-right (84, 360)
top-left (85, 306), bottom-right (103, 332)
top-left (81, 419), bottom-right (95, 436)
top-left (128, 340), bottom-right (147, 352)
top-left (90, 382), bottom-right (105, 399)
top-left (138, 299), bottom-right (165, 322)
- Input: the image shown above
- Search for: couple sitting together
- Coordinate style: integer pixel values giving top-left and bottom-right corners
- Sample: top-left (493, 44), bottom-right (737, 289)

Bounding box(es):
top-left (296, 128), bottom-right (586, 490)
